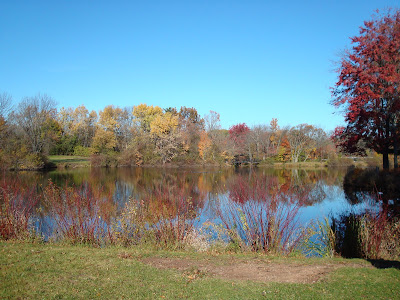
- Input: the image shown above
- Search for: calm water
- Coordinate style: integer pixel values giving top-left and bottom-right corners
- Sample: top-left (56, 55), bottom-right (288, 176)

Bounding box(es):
top-left (3, 166), bottom-right (372, 233)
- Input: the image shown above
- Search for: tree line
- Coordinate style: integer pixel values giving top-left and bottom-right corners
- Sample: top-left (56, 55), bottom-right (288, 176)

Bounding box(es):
top-left (0, 93), bottom-right (337, 169)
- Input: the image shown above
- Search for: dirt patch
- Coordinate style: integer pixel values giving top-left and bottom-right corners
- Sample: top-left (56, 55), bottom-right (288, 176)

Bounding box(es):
top-left (141, 257), bottom-right (367, 284)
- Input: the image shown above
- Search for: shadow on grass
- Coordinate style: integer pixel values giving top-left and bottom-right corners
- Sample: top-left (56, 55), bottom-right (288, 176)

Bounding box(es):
top-left (367, 259), bottom-right (400, 270)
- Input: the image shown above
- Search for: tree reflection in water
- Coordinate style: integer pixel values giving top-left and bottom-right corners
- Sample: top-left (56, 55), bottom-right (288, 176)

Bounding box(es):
top-left (343, 167), bottom-right (400, 217)
top-left (0, 167), bottom-right (347, 244)
top-left (330, 168), bottom-right (400, 259)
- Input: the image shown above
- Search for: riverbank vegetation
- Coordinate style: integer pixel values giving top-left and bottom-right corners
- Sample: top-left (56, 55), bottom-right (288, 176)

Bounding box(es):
top-left (1, 175), bottom-right (398, 261)
top-left (1, 92), bottom-right (381, 170)
top-left (1, 174), bottom-right (399, 297)
top-left (1, 165), bottom-right (399, 298)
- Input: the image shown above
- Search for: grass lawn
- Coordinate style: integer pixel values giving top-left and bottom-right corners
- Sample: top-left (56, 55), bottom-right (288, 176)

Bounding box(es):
top-left (1, 241), bottom-right (399, 299)
top-left (48, 155), bottom-right (90, 166)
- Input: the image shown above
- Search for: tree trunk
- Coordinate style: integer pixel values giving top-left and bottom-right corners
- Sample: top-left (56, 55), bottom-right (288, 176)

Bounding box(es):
top-left (248, 145), bottom-right (253, 163)
top-left (383, 151), bottom-right (389, 169)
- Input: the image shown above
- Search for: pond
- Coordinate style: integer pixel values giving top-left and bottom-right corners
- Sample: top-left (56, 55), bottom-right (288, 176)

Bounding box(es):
top-left (1, 166), bottom-right (396, 253)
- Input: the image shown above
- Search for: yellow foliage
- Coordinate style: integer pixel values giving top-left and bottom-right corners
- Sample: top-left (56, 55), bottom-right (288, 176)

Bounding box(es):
top-left (92, 127), bottom-right (117, 152)
top-left (133, 104), bottom-right (163, 132)
top-left (150, 112), bottom-right (179, 136)
top-left (198, 131), bottom-right (212, 160)
top-left (99, 105), bottom-right (123, 131)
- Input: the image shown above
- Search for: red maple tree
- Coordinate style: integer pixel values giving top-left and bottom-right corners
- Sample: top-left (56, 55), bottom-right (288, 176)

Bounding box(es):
top-left (332, 9), bottom-right (400, 169)
top-left (229, 123), bottom-right (250, 155)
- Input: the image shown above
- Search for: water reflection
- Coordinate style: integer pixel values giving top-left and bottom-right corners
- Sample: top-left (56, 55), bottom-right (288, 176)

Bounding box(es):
top-left (0, 167), bottom-right (371, 240)
top-left (343, 167), bottom-right (400, 216)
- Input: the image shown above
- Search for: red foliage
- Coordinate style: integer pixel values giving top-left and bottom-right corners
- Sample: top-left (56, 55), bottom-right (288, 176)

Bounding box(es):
top-left (332, 9), bottom-right (400, 168)
top-left (229, 123), bottom-right (250, 153)
top-left (216, 174), bottom-right (306, 254)
top-left (0, 178), bottom-right (39, 240)
top-left (42, 180), bottom-right (112, 245)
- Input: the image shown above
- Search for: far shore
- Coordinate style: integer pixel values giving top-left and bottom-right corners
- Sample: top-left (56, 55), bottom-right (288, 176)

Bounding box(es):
top-left (43, 155), bottom-right (378, 170)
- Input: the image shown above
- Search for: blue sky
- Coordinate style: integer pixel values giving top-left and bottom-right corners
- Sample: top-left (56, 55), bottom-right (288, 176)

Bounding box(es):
top-left (1, 0), bottom-right (398, 131)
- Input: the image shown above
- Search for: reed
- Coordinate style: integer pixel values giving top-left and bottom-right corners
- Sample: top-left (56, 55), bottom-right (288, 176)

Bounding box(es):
top-left (332, 205), bottom-right (399, 260)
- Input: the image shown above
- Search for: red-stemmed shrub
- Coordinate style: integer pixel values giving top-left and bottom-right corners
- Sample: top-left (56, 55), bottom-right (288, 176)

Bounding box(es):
top-left (0, 178), bottom-right (40, 240)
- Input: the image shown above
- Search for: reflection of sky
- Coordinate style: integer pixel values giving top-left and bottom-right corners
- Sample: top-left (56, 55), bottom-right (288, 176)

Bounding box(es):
top-left (199, 181), bottom-right (380, 230)
top-left (299, 184), bottom-right (349, 225)
top-left (4, 167), bottom-right (385, 240)
top-left (298, 184), bottom-right (378, 227)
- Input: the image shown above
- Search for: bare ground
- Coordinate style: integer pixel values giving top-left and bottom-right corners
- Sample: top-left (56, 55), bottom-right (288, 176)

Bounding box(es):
top-left (140, 256), bottom-right (370, 284)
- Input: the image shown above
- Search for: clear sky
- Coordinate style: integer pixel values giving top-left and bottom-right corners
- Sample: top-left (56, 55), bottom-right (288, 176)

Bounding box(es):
top-left (1, 0), bottom-right (398, 131)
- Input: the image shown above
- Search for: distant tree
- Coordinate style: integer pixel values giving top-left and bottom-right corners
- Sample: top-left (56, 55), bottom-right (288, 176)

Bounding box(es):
top-left (332, 9), bottom-right (400, 169)
top-left (287, 124), bottom-right (319, 163)
top-left (56, 105), bottom-right (98, 154)
top-left (11, 94), bottom-right (57, 154)
top-left (92, 127), bottom-right (117, 153)
top-left (313, 127), bottom-right (330, 160)
top-left (178, 106), bottom-right (204, 157)
top-left (229, 123), bottom-right (250, 155)
top-left (250, 124), bottom-right (272, 160)
top-left (0, 92), bottom-right (12, 118)
top-left (204, 110), bottom-right (221, 135)
top-left (150, 112), bottom-right (180, 164)
top-left (133, 104), bottom-right (163, 132)
top-left (0, 92), bottom-right (12, 145)
top-left (0, 93), bottom-right (13, 166)
top-left (203, 111), bottom-right (225, 160)
top-left (269, 118), bottom-right (287, 158)
top-left (95, 105), bottom-right (133, 152)
top-left (198, 131), bottom-right (212, 161)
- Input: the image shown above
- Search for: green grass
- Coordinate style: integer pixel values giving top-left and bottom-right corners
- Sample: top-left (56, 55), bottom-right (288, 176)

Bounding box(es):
top-left (48, 155), bottom-right (90, 166)
top-left (1, 241), bottom-right (399, 299)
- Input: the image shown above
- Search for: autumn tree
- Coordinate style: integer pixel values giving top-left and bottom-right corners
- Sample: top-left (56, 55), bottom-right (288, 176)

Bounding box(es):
top-left (313, 127), bottom-right (331, 160)
top-left (198, 131), bottom-right (212, 161)
top-left (11, 94), bottom-right (57, 154)
top-left (92, 105), bottom-right (133, 153)
top-left (133, 104), bottom-right (163, 132)
top-left (269, 118), bottom-right (288, 158)
top-left (0, 92), bottom-right (12, 145)
top-left (150, 111), bottom-right (180, 164)
top-left (71, 105), bottom-right (97, 147)
top-left (249, 124), bottom-right (273, 160)
top-left (332, 9), bottom-right (400, 169)
top-left (0, 93), bottom-right (13, 166)
top-left (204, 110), bottom-right (225, 160)
top-left (229, 123), bottom-right (250, 156)
top-left (287, 124), bottom-right (319, 163)
top-left (178, 106), bottom-right (204, 158)
top-left (54, 105), bottom-right (98, 155)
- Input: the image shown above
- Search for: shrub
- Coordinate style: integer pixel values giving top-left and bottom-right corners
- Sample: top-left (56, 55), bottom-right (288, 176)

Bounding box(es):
top-left (73, 146), bottom-right (95, 157)
top-left (110, 198), bottom-right (147, 246)
top-left (359, 208), bottom-right (400, 260)
top-left (215, 175), bottom-right (306, 255)
top-left (332, 207), bottom-right (400, 260)
top-left (118, 148), bottom-right (143, 166)
top-left (302, 217), bottom-right (336, 257)
top-left (42, 180), bottom-right (112, 246)
top-left (326, 156), bottom-right (354, 168)
top-left (17, 153), bottom-right (47, 170)
top-left (90, 153), bottom-right (118, 167)
top-left (110, 183), bottom-right (204, 249)
top-left (147, 184), bottom-right (201, 249)
top-left (0, 179), bottom-right (40, 240)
